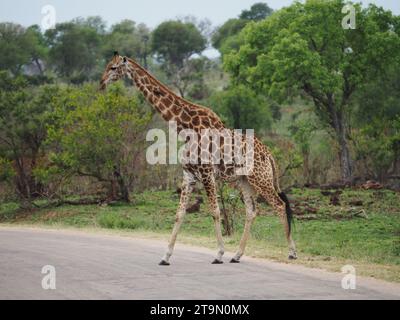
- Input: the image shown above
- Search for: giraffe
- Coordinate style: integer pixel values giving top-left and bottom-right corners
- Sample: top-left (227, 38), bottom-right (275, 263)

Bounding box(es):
top-left (100, 52), bottom-right (297, 265)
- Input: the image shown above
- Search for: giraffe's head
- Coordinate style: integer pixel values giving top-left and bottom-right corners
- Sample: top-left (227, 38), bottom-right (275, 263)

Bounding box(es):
top-left (100, 51), bottom-right (129, 90)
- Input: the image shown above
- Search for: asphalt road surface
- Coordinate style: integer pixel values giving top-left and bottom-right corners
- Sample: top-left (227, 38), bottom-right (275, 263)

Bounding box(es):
top-left (0, 226), bottom-right (399, 300)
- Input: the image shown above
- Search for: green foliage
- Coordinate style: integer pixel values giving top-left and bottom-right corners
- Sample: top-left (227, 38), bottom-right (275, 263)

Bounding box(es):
top-left (212, 3), bottom-right (273, 56)
top-left (151, 20), bottom-right (206, 67)
top-left (0, 71), bottom-right (58, 200)
top-left (0, 23), bottom-right (47, 75)
top-left (225, 0), bottom-right (400, 181)
top-left (45, 17), bottom-right (105, 80)
top-left (0, 158), bottom-right (15, 182)
top-left (239, 2), bottom-right (274, 21)
top-left (209, 85), bottom-right (272, 133)
top-left (269, 143), bottom-right (303, 183)
top-left (24, 25), bottom-right (48, 74)
top-left (104, 20), bottom-right (150, 66)
top-left (97, 211), bottom-right (146, 230)
top-left (354, 117), bottom-right (400, 180)
top-left (288, 116), bottom-right (318, 183)
top-left (226, 0), bottom-right (400, 108)
top-left (212, 19), bottom-right (247, 51)
top-left (289, 116), bottom-right (317, 155)
top-left (151, 20), bottom-right (208, 98)
top-left (46, 83), bottom-right (152, 200)
top-left (352, 65), bottom-right (400, 180)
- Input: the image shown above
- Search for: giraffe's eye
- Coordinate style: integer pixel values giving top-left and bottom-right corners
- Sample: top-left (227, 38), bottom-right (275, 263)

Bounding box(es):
top-left (111, 67), bottom-right (117, 71)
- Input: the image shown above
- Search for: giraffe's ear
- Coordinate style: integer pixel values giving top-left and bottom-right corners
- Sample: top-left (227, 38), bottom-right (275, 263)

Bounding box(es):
top-left (123, 57), bottom-right (127, 63)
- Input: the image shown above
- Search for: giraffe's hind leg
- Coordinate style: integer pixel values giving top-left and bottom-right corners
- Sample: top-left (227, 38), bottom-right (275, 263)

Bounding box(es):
top-left (248, 177), bottom-right (297, 260)
top-left (231, 178), bottom-right (257, 263)
top-left (202, 173), bottom-right (225, 264)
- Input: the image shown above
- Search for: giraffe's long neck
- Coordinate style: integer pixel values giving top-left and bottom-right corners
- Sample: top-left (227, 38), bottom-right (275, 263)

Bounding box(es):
top-left (125, 59), bottom-right (192, 127)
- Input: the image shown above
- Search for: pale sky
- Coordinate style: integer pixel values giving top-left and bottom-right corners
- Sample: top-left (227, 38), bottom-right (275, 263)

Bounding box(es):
top-left (0, 0), bottom-right (398, 29)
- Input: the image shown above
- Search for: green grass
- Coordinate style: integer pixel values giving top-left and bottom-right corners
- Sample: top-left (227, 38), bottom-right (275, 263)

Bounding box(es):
top-left (1, 188), bottom-right (399, 282)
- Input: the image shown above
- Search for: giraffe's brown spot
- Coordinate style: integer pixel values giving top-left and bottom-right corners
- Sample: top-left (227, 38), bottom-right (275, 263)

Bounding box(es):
top-left (201, 117), bottom-right (210, 127)
top-left (181, 110), bottom-right (191, 122)
top-left (159, 87), bottom-right (168, 96)
top-left (136, 69), bottom-right (146, 77)
top-left (188, 109), bottom-right (198, 117)
top-left (197, 110), bottom-right (209, 117)
top-left (192, 116), bottom-right (200, 126)
top-left (164, 110), bottom-right (174, 121)
top-left (154, 87), bottom-right (167, 98)
top-left (171, 104), bottom-right (181, 116)
top-left (161, 97), bottom-right (172, 108)
top-left (158, 103), bottom-right (166, 112)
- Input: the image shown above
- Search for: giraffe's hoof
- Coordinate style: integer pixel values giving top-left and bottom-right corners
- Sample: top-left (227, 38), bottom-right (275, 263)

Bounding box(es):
top-left (230, 258), bottom-right (240, 264)
top-left (211, 259), bottom-right (224, 264)
top-left (288, 254), bottom-right (298, 260)
top-left (159, 260), bottom-right (170, 266)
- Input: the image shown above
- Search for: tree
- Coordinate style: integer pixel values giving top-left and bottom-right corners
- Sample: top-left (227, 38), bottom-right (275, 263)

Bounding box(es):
top-left (152, 20), bottom-right (206, 67)
top-left (225, 0), bottom-right (400, 182)
top-left (212, 3), bottom-right (273, 55)
top-left (45, 17), bottom-right (105, 81)
top-left (211, 18), bottom-right (247, 52)
top-left (239, 2), bottom-right (274, 21)
top-left (0, 72), bottom-right (58, 206)
top-left (151, 20), bottom-right (207, 97)
top-left (0, 23), bottom-right (47, 75)
top-left (24, 25), bottom-right (48, 75)
top-left (46, 84), bottom-right (152, 202)
top-left (352, 66), bottom-right (400, 181)
top-left (104, 20), bottom-right (151, 68)
top-left (209, 85), bottom-right (272, 134)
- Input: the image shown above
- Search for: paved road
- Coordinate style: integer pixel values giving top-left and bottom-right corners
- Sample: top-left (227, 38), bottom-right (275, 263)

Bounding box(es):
top-left (0, 227), bottom-right (399, 300)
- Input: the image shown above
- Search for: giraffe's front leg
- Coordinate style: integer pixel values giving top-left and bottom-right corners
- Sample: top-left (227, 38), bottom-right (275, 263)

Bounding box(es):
top-left (203, 175), bottom-right (225, 264)
top-left (159, 172), bottom-right (194, 266)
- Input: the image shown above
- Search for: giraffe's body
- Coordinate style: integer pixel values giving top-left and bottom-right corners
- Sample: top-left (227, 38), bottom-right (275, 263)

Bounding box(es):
top-left (100, 53), bottom-right (297, 264)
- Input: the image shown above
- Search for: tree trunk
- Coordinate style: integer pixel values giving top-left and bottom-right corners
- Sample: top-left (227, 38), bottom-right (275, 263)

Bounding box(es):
top-left (303, 86), bottom-right (354, 183)
top-left (337, 132), bottom-right (353, 182)
top-left (391, 141), bottom-right (400, 174)
top-left (303, 150), bottom-right (310, 185)
top-left (113, 167), bottom-right (130, 203)
top-left (325, 94), bottom-right (353, 183)
top-left (33, 58), bottom-right (44, 75)
top-left (332, 110), bottom-right (353, 182)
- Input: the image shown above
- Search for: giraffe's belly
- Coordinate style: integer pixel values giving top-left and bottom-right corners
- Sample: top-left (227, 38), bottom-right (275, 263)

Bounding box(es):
top-left (214, 164), bottom-right (242, 182)
top-left (183, 163), bottom-right (244, 183)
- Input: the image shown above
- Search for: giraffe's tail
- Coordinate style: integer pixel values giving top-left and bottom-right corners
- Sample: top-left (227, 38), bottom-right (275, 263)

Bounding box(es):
top-left (278, 192), bottom-right (293, 234)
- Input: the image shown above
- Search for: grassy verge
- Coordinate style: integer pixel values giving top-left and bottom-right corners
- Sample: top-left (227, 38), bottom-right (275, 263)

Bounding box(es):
top-left (1, 188), bottom-right (399, 282)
